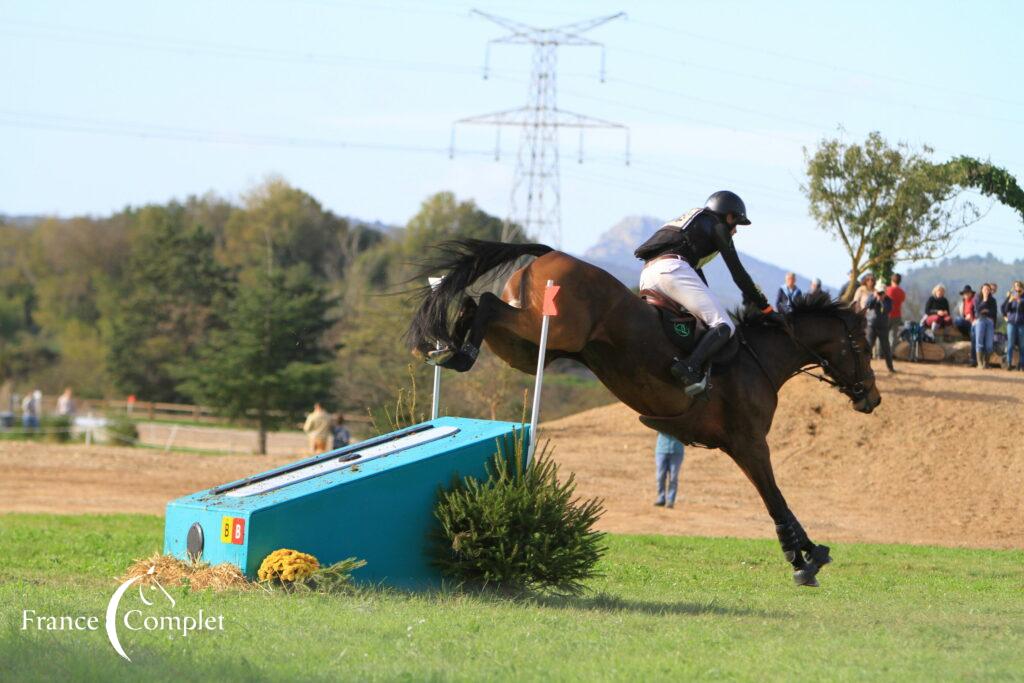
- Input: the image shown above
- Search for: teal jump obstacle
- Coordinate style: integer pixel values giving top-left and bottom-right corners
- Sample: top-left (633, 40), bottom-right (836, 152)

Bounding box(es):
top-left (164, 417), bottom-right (527, 587)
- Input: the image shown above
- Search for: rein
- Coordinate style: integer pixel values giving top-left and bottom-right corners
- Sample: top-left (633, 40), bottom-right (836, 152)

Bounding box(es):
top-left (741, 314), bottom-right (868, 400)
top-left (780, 315), bottom-right (868, 400)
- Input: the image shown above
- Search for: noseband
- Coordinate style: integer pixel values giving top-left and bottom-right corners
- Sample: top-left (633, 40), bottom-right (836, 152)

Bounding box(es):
top-left (783, 315), bottom-right (869, 400)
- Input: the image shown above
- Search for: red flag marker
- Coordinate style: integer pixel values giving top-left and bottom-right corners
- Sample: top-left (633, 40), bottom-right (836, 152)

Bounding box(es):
top-left (542, 284), bottom-right (560, 316)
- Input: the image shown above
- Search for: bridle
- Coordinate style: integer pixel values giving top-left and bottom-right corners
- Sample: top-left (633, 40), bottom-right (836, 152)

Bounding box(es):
top-left (782, 315), bottom-right (870, 401)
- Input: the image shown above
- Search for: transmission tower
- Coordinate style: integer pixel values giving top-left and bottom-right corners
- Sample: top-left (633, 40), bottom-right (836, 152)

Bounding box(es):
top-left (451, 9), bottom-right (629, 245)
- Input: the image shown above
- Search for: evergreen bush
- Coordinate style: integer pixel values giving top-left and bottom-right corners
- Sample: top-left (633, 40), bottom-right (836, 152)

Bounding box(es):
top-left (433, 431), bottom-right (606, 595)
top-left (106, 417), bottom-right (139, 447)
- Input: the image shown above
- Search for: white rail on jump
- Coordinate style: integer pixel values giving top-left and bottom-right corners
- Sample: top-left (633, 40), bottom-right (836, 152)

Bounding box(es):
top-left (225, 425), bottom-right (460, 498)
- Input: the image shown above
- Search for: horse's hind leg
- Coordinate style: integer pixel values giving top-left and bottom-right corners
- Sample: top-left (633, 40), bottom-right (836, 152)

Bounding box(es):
top-left (437, 292), bottom-right (510, 372)
top-left (727, 439), bottom-right (831, 587)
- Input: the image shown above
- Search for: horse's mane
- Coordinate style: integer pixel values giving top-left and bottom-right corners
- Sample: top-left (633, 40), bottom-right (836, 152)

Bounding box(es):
top-left (735, 291), bottom-right (858, 330)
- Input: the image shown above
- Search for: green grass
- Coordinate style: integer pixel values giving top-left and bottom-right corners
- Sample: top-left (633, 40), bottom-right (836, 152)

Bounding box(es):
top-left (1, 514), bottom-right (1021, 682)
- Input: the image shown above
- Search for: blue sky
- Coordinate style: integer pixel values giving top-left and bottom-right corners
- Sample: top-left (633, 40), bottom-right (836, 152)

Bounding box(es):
top-left (2, 0), bottom-right (1023, 282)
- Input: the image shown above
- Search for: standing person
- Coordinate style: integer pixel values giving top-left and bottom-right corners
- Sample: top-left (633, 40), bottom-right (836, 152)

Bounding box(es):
top-left (922, 284), bottom-right (953, 334)
top-left (954, 285), bottom-right (978, 365)
top-left (653, 432), bottom-right (685, 509)
top-left (302, 402), bottom-right (332, 454)
top-left (56, 387), bottom-right (76, 417)
top-left (808, 278), bottom-right (822, 296)
top-left (1002, 280), bottom-right (1024, 371)
top-left (973, 284), bottom-right (998, 369)
top-left (775, 272), bottom-right (803, 314)
top-left (21, 389), bottom-right (41, 430)
top-left (886, 273), bottom-right (906, 351)
top-left (851, 273), bottom-right (876, 313)
top-left (865, 282), bottom-right (896, 373)
top-left (331, 413), bottom-right (351, 450)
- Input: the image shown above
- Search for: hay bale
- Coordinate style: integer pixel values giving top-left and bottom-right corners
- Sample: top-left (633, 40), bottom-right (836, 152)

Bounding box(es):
top-left (893, 340), bottom-right (945, 362)
top-left (120, 553), bottom-right (252, 592)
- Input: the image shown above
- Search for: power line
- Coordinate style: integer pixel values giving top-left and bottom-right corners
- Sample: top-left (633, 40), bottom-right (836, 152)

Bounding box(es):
top-left (0, 109), bottom-right (495, 156)
top-left (628, 18), bottom-right (1024, 110)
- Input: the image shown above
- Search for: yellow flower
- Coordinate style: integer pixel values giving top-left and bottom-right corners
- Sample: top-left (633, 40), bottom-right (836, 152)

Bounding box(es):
top-left (258, 549), bottom-right (320, 583)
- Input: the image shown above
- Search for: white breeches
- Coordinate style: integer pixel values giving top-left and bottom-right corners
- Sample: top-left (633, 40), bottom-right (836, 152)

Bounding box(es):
top-left (639, 258), bottom-right (736, 333)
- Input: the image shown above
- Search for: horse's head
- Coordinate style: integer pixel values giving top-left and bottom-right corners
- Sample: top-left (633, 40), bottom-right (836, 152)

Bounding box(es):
top-left (784, 295), bottom-right (882, 414)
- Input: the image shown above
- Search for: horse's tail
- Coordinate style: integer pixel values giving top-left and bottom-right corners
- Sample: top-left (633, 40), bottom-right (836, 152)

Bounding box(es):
top-left (406, 239), bottom-right (553, 352)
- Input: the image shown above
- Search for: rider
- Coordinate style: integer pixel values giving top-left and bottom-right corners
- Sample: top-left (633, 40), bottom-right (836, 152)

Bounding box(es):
top-left (635, 191), bottom-right (773, 395)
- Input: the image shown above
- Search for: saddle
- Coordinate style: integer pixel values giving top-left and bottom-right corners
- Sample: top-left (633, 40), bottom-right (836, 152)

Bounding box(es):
top-left (640, 289), bottom-right (739, 369)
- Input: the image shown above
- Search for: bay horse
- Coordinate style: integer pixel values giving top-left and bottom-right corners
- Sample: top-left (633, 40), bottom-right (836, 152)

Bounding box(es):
top-left (407, 239), bottom-right (882, 587)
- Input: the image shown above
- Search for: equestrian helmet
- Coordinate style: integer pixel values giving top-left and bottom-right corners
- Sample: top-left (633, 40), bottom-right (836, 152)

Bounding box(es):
top-left (705, 190), bottom-right (751, 225)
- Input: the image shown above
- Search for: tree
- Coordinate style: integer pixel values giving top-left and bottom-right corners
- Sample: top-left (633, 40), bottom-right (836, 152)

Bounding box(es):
top-left (802, 132), bottom-right (1024, 299)
top-left (180, 265), bottom-right (334, 454)
top-left (103, 204), bottom-right (228, 401)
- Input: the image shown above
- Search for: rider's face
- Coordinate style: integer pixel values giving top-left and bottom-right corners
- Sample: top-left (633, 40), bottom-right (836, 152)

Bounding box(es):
top-left (724, 213), bottom-right (738, 235)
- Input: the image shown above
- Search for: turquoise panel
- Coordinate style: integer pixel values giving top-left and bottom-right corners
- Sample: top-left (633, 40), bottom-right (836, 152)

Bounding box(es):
top-left (164, 417), bottom-right (526, 588)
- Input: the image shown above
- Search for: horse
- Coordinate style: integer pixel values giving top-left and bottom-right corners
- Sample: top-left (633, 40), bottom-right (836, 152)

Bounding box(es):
top-left (406, 239), bottom-right (882, 587)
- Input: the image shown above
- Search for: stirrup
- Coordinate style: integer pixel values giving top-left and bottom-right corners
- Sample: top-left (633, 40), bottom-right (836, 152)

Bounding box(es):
top-left (683, 369), bottom-right (710, 397)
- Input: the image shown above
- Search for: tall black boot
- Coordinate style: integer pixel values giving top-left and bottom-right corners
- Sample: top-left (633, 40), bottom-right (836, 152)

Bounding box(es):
top-left (671, 323), bottom-right (732, 396)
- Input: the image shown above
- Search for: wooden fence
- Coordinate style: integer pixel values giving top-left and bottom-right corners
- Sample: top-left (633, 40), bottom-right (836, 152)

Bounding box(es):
top-left (36, 397), bottom-right (372, 425)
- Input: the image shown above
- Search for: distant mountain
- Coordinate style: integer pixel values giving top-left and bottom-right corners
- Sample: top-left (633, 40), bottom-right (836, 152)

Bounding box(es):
top-left (0, 214), bottom-right (44, 229)
top-left (577, 215), bottom-right (823, 310)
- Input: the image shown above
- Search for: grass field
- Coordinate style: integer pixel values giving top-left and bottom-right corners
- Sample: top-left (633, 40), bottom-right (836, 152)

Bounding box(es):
top-left (1, 514), bottom-right (1021, 682)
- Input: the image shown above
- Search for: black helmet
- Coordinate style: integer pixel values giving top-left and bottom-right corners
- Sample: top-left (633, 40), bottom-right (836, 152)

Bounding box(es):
top-left (705, 190), bottom-right (751, 225)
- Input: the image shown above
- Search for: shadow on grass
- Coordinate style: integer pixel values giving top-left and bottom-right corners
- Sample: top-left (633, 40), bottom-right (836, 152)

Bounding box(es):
top-left (420, 584), bottom-right (786, 619)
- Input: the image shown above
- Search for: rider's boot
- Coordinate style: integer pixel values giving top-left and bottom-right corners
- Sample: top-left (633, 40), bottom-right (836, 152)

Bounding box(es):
top-left (670, 323), bottom-right (732, 396)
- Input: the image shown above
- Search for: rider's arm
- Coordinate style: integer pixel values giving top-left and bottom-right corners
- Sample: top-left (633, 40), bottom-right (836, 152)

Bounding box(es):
top-left (712, 221), bottom-right (769, 310)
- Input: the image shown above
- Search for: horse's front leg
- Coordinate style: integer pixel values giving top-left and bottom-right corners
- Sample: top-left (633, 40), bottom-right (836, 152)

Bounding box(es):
top-left (727, 438), bottom-right (832, 587)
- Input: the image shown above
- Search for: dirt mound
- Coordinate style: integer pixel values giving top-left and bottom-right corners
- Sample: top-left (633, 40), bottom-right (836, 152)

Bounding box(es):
top-left (545, 363), bottom-right (1024, 549)
top-left (0, 363), bottom-right (1020, 549)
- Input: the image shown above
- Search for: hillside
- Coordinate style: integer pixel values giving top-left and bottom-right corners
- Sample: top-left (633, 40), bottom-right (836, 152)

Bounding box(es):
top-left (2, 363), bottom-right (1021, 550)
top-left (544, 362), bottom-right (1023, 550)
top-left (579, 215), bottom-right (826, 308)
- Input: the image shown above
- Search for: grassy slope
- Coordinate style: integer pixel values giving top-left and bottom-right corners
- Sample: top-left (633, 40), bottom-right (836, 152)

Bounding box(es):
top-left (1, 514), bottom-right (1021, 682)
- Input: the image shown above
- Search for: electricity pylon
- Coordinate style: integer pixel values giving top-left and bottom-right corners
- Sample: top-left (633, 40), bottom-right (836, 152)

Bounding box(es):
top-left (451, 9), bottom-right (629, 245)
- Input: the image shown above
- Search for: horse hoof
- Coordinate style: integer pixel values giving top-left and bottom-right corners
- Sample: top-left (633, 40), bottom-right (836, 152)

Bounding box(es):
top-left (793, 563), bottom-right (820, 587)
top-left (427, 346), bottom-right (454, 366)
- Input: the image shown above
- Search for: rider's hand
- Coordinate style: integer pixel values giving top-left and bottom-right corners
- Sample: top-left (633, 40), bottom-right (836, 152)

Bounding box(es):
top-left (762, 305), bottom-right (785, 325)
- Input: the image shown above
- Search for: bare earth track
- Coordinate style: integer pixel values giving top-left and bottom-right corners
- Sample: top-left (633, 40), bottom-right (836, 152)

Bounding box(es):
top-left (1, 363), bottom-right (1021, 549)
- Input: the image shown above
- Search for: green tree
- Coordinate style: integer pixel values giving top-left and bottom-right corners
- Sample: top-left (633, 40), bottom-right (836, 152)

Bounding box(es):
top-left (220, 177), bottom-right (365, 280)
top-left (103, 204), bottom-right (228, 401)
top-left (181, 265), bottom-right (334, 454)
top-left (803, 133), bottom-right (1024, 299)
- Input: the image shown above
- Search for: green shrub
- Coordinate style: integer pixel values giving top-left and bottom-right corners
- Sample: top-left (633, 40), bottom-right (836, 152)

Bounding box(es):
top-left (106, 418), bottom-right (139, 447)
top-left (433, 431), bottom-right (606, 595)
top-left (41, 415), bottom-right (73, 443)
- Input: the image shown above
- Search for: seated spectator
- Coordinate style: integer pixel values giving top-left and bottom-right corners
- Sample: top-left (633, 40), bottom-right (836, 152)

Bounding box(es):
top-left (331, 413), bottom-right (351, 450)
top-left (775, 272), bottom-right (802, 314)
top-left (973, 283), bottom-right (998, 368)
top-left (922, 284), bottom-right (953, 333)
top-left (851, 273), bottom-right (876, 313)
top-left (953, 285), bottom-right (976, 339)
top-left (1002, 280), bottom-right (1024, 371)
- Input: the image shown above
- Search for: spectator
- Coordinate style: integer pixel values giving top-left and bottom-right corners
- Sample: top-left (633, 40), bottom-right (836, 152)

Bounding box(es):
top-left (886, 273), bottom-right (906, 351)
top-left (21, 389), bottom-right (41, 430)
top-left (973, 283), bottom-right (998, 368)
top-left (865, 282), bottom-right (896, 373)
top-left (1002, 280), bottom-right (1024, 371)
top-left (653, 432), bottom-right (685, 509)
top-left (851, 273), bottom-right (876, 313)
top-left (56, 387), bottom-right (76, 417)
top-left (775, 272), bottom-right (803, 314)
top-left (302, 402), bottom-right (332, 454)
top-left (808, 278), bottom-right (822, 295)
top-left (922, 284), bottom-right (953, 334)
top-left (331, 413), bottom-right (351, 450)
top-left (954, 285), bottom-right (978, 366)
